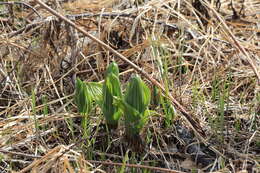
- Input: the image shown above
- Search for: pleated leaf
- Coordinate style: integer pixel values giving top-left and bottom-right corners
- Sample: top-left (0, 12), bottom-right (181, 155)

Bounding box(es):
top-left (85, 82), bottom-right (102, 103)
top-left (102, 62), bottom-right (122, 129)
top-left (114, 97), bottom-right (149, 135)
top-left (124, 74), bottom-right (151, 114)
top-left (120, 74), bottom-right (151, 135)
top-left (75, 78), bottom-right (92, 114)
top-left (105, 61), bottom-right (119, 77)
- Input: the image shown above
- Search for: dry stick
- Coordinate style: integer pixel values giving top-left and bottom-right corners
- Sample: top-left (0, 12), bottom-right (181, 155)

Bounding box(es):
top-left (19, 146), bottom-right (62, 173)
top-left (0, 148), bottom-right (41, 159)
top-left (86, 160), bottom-right (184, 173)
top-left (34, 0), bottom-right (225, 158)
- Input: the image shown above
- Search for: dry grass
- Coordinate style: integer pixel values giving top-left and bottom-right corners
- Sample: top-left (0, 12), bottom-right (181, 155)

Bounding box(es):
top-left (0, 0), bottom-right (259, 172)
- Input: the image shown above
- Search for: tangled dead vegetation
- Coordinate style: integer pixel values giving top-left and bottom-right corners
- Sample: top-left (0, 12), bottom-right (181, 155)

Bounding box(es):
top-left (0, 0), bottom-right (259, 172)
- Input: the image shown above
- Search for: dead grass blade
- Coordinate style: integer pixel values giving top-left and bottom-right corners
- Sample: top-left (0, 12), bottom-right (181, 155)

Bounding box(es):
top-left (203, 1), bottom-right (260, 84)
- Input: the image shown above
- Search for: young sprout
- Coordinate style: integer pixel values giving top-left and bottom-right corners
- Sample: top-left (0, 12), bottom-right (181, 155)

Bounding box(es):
top-left (102, 62), bottom-right (122, 129)
top-left (75, 78), bottom-right (92, 115)
top-left (75, 78), bottom-right (102, 138)
top-left (115, 74), bottom-right (151, 151)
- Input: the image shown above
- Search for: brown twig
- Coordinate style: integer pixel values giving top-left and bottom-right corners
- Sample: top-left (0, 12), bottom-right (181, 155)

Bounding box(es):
top-left (86, 160), bottom-right (184, 173)
top-left (6, 21), bottom-right (44, 38)
top-left (0, 148), bottom-right (41, 158)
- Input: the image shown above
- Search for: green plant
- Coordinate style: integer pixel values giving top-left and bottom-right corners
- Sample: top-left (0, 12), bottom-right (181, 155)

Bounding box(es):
top-left (41, 95), bottom-right (49, 131)
top-left (74, 78), bottom-right (102, 138)
top-left (210, 73), bottom-right (231, 143)
top-left (115, 74), bottom-right (151, 143)
top-left (151, 85), bottom-right (161, 107)
top-left (192, 80), bottom-right (205, 107)
top-left (31, 89), bottom-right (39, 134)
top-left (150, 40), bottom-right (176, 127)
top-left (75, 69), bottom-right (151, 150)
top-left (102, 62), bottom-right (122, 129)
top-left (75, 78), bottom-right (93, 115)
top-left (161, 97), bottom-right (175, 127)
top-left (119, 150), bottom-right (129, 173)
top-left (85, 82), bottom-right (103, 102)
top-left (75, 78), bottom-right (102, 114)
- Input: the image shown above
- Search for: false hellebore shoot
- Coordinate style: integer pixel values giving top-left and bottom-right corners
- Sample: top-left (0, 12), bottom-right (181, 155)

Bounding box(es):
top-left (75, 78), bottom-right (102, 114)
top-left (115, 74), bottom-right (151, 151)
top-left (75, 62), bottom-right (151, 151)
top-left (75, 78), bottom-right (102, 138)
top-left (75, 78), bottom-right (92, 115)
top-left (102, 62), bottom-right (123, 129)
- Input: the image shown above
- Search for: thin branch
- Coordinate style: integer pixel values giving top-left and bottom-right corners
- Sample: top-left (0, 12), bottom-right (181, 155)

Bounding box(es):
top-left (6, 21), bottom-right (44, 38)
top-left (0, 148), bottom-right (41, 159)
top-left (86, 160), bottom-right (185, 173)
top-left (0, 1), bottom-right (42, 18)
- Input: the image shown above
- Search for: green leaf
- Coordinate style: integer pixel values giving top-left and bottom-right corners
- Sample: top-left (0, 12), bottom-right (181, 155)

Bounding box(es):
top-left (151, 85), bottom-right (161, 106)
top-left (75, 78), bottom-right (92, 114)
top-left (102, 73), bottom-right (122, 126)
top-left (102, 62), bottom-right (122, 128)
top-left (85, 82), bottom-right (102, 102)
top-left (106, 61), bottom-right (119, 77)
top-left (114, 97), bottom-right (150, 135)
top-left (113, 97), bottom-right (140, 134)
top-left (124, 74), bottom-right (151, 114)
top-left (122, 74), bottom-right (151, 135)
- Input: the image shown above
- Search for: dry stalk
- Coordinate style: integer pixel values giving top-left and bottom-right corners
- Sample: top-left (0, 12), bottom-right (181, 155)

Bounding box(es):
top-left (86, 160), bottom-right (185, 173)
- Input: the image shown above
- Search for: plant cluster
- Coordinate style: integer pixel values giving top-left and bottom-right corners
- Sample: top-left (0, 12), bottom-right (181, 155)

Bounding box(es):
top-left (75, 62), bottom-right (151, 147)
